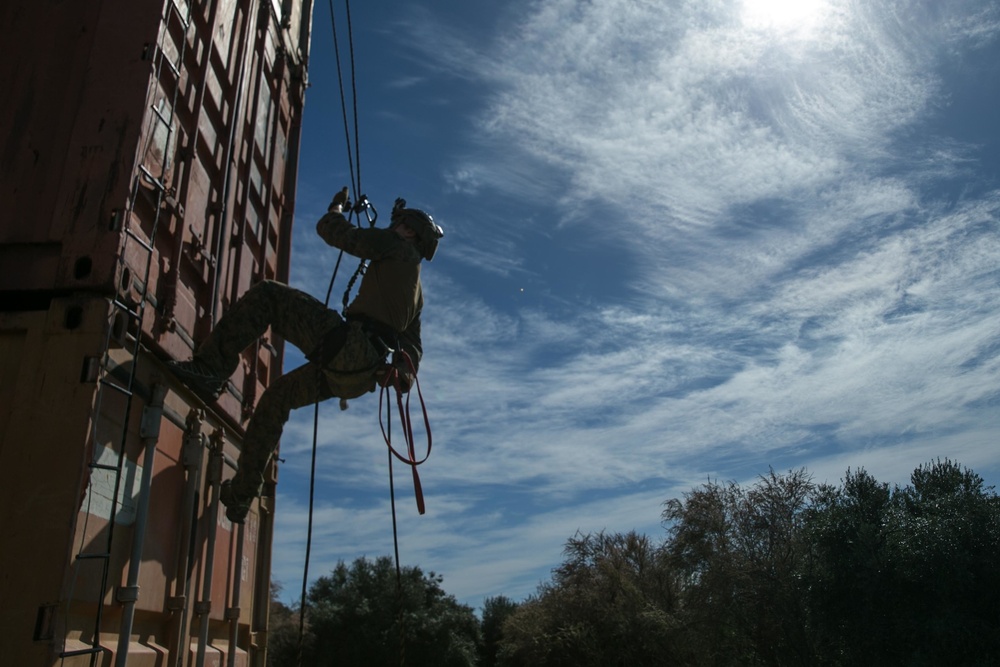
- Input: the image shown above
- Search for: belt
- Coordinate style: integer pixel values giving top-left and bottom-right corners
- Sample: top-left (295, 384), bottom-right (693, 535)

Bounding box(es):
top-left (346, 314), bottom-right (398, 357)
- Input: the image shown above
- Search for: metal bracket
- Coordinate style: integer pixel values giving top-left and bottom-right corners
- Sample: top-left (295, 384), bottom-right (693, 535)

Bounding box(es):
top-left (116, 585), bottom-right (140, 604)
top-left (139, 384), bottom-right (168, 439)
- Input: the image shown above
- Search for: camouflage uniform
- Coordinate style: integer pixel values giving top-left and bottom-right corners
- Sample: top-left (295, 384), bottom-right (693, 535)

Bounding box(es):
top-left (191, 211), bottom-right (425, 504)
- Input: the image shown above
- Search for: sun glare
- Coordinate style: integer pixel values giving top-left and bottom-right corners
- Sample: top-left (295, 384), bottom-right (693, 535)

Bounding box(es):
top-left (740, 0), bottom-right (828, 33)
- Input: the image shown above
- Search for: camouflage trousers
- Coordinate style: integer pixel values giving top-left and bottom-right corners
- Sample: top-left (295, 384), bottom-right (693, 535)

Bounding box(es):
top-left (193, 280), bottom-right (384, 499)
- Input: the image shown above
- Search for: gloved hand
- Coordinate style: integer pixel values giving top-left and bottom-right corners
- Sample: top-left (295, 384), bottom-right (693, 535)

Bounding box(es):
top-left (328, 186), bottom-right (350, 212)
top-left (376, 362), bottom-right (414, 393)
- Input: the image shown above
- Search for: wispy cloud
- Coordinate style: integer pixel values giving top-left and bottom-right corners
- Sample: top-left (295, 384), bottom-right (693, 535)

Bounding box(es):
top-left (272, 0), bottom-right (1000, 609)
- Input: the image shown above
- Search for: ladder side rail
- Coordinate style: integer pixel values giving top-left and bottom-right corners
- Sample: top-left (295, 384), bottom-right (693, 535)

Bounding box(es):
top-left (63, 1), bottom-right (196, 664)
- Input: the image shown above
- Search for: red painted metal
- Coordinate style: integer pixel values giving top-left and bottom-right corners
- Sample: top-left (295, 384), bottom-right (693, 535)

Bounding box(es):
top-left (0, 0), bottom-right (314, 664)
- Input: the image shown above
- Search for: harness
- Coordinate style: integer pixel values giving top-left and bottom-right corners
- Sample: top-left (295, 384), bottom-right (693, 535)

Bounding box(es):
top-left (346, 312), bottom-right (399, 358)
top-left (302, 313), bottom-right (396, 368)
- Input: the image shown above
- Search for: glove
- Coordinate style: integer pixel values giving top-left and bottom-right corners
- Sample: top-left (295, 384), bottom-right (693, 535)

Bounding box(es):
top-left (328, 186), bottom-right (350, 212)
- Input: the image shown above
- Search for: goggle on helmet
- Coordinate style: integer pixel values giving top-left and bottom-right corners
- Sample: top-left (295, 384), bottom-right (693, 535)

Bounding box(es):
top-left (390, 198), bottom-right (444, 261)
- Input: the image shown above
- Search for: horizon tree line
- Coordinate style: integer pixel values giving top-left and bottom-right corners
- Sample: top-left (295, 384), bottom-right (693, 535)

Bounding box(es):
top-left (267, 458), bottom-right (1000, 666)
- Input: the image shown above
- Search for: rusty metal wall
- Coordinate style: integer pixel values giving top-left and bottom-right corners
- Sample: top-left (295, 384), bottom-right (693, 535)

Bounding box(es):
top-left (0, 0), bottom-right (313, 664)
top-left (0, 298), bottom-right (279, 665)
top-left (0, 0), bottom-right (312, 426)
top-left (0, 1), bottom-right (156, 298)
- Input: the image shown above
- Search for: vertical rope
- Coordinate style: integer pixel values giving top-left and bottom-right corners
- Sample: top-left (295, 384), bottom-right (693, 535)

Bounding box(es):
top-left (387, 397), bottom-right (407, 667)
top-left (328, 0), bottom-right (359, 200)
top-left (344, 0), bottom-right (362, 197)
top-left (295, 383), bottom-right (321, 667)
top-left (299, 6), bottom-right (412, 667)
top-left (298, 2), bottom-right (362, 662)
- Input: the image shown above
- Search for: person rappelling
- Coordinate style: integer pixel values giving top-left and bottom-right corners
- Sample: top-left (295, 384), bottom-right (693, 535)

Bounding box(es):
top-left (168, 187), bottom-right (444, 523)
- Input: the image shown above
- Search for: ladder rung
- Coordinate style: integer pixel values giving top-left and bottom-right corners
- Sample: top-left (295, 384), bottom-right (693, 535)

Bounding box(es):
top-left (138, 165), bottom-right (166, 192)
top-left (99, 378), bottom-right (134, 398)
top-left (161, 47), bottom-right (181, 79)
top-left (151, 101), bottom-right (171, 125)
top-left (90, 462), bottom-right (120, 472)
top-left (76, 552), bottom-right (111, 561)
top-left (167, 0), bottom-right (192, 29)
top-left (60, 646), bottom-right (106, 659)
top-left (125, 226), bottom-right (155, 253)
top-left (112, 298), bottom-right (141, 320)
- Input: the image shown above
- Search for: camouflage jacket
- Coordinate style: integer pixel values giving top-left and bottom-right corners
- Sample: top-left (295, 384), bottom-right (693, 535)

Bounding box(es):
top-left (316, 211), bottom-right (424, 371)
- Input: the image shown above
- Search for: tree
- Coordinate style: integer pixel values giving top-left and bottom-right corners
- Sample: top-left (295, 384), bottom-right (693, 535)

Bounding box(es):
top-left (499, 531), bottom-right (682, 667)
top-left (801, 467), bottom-right (896, 663)
top-left (266, 581), bottom-right (303, 667)
top-left (663, 468), bottom-right (819, 665)
top-left (804, 459), bottom-right (1000, 665)
top-left (301, 556), bottom-right (480, 667)
top-left (480, 595), bottom-right (519, 667)
top-left (895, 460), bottom-right (1000, 662)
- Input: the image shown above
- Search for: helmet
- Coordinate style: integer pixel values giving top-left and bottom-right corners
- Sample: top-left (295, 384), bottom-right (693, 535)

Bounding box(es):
top-left (390, 199), bottom-right (444, 261)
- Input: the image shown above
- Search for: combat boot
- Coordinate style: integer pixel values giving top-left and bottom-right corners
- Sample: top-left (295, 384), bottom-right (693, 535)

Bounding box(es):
top-left (220, 479), bottom-right (254, 524)
top-left (167, 358), bottom-right (226, 403)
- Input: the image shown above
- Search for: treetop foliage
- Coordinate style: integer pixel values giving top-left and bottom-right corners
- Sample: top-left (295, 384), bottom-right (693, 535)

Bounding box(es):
top-left (268, 556), bottom-right (479, 667)
top-left (268, 459), bottom-right (1000, 667)
top-left (498, 459), bottom-right (1000, 667)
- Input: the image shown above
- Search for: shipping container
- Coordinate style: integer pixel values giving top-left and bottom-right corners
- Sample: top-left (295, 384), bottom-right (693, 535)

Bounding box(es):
top-left (0, 0), bottom-right (314, 664)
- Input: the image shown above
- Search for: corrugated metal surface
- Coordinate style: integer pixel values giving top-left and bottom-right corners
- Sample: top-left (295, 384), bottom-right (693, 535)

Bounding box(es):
top-left (0, 0), bottom-right (312, 426)
top-left (0, 302), bottom-right (274, 665)
top-left (0, 0), bottom-right (313, 664)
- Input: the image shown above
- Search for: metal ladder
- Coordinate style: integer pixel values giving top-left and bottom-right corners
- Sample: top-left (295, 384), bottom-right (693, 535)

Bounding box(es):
top-left (61, 1), bottom-right (194, 664)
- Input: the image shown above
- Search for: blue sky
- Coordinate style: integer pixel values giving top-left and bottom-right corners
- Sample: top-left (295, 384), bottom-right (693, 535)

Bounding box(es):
top-left (270, 0), bottom-right (1000, 610)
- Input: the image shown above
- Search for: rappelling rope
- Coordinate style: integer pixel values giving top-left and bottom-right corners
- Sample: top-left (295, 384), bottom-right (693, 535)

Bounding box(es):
top-left (327, 0), bottom-right (373, 313)
top-left (377, 350), bottom-right (431, 667)
top-left (298, 1), bottom-right (362, 664)
top-left (329, 0), bottom-right (361, 199)
top-left (297, 1), bottom-right (427, 664)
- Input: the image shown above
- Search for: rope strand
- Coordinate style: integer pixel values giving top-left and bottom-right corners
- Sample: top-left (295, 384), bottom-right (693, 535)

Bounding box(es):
top-left (299, 3), bottom-right (362, 664)
top-left (299, 8), bottom-right (431, 667)
top-left (327, 0), bottom-right (358, 198)
top-left (296, 391), bottom-right (321, 667)
top-left (345, 0), bottom-right (362, 197)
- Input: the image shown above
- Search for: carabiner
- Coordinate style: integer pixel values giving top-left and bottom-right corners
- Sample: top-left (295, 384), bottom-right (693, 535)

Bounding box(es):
top-left (353, 194), bottom-right (379, 228)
